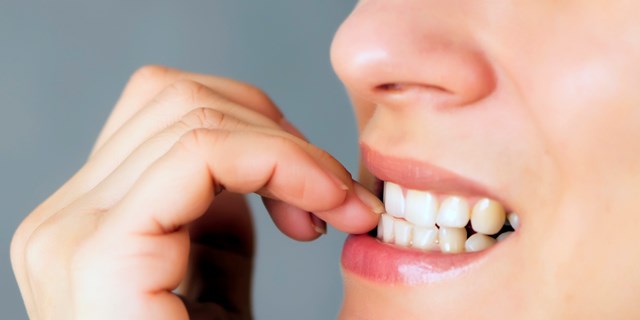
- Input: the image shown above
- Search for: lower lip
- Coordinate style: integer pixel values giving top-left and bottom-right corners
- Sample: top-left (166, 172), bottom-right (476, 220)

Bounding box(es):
top-left (341, 234), bottom-right (491, 285)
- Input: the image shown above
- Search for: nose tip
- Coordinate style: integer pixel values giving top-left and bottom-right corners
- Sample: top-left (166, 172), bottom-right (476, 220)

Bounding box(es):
top-left (331, 3), bottom-right (496, 108)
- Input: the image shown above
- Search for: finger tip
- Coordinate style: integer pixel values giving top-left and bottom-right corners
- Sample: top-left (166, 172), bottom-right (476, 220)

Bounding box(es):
top-left (315, 197), bottom-right (380, 235)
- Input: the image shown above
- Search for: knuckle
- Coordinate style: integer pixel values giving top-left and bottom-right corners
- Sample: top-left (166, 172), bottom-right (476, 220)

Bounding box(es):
top-left (10, 220), bottom-right (30, 266)
top-left (177, 128), bottom-right (231, 154)
top-left (127, 65), bottom-right (173, 89)
top-left (167, 79), bottom-right (212, 105)
top-left (184, 107), bottom-right (227, 129)
top-left (10, 210), bottom-right (44, 267)
top-left (22, 221), bottom-right (59, 272)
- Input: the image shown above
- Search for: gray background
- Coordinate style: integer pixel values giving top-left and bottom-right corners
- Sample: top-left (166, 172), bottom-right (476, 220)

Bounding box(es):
top-left (0, 1), bottom-right (359, 319)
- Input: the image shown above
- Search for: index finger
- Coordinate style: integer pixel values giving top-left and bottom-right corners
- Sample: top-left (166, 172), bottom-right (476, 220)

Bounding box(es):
top-left (103, 129), bottom-right (378, 237)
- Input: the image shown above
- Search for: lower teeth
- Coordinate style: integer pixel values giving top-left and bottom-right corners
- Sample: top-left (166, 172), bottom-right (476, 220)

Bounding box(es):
top-left (375, 213), bottom-right (516, 253)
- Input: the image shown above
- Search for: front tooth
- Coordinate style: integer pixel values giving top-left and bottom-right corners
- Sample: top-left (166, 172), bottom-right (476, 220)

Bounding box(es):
top-left (436, 196), bottom-right (470, 228)
top-left (507, 212), bottom-right (520, 230)
top-left (471, 198), bottom-right (506, 235)
top-left (394, 220), bottom-right (412, 247)
top-left (438, 227), bottom-right (467, 253)
top-left (465, 233), bottom-right (497, 252)
top-left (384, 182), bottom-right (405, 218)
top-left (497, 231), bottom-right (513, 241)
top-left (381, 214), bottom-right (395, 243)
top-left (412, 226), bottom-right (439, 251)
top-left (405, 190), bottom-right (438, 227)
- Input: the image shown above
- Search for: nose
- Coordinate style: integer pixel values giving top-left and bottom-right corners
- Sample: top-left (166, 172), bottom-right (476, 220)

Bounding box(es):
top-left (331, 1), bottom-right (495, 109)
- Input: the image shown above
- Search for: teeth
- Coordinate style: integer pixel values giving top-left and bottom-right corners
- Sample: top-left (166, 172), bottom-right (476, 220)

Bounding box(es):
top-left (405, 190), bottom-right (438, 227)
top-left (380, 213), bottom-right (395, 243)
top-left (497, 231), bottom-right (513, 241)
top-left (412, 226), bottom-right (439, 251)
top-left (465, 233), bottom-right (497, 252)
top-left (436, 196), bottom-right (470, 228)
top-left (384, 182), bottom-right (405, 218)
top-left (377, 183), bottom-right (518, 254)
top-left (377, 213), bottom-right (514, 253)
top-left (507, 212), bottom-right (520, 230)
top-left (438, 227), bottom-right (467, 253)
top-left (471, 198), bottom-right (506, 235)
top-left (394, 220), bottom-right (412, 247)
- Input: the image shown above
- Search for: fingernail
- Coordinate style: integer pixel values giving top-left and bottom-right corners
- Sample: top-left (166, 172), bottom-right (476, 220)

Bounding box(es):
top-left (327, 173), bottom-right (350, 191)
top-left (310, 214), bottom-right (327, 234)
top-left (353, 182), bottom-right (385, 215)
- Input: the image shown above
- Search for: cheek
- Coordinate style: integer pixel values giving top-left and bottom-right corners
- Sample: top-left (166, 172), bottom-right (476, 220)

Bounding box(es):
top-left (515, 21), bottom-right (640, 311)
top-left (505, 5), bottom-right (640, 188)
top-left (527, 52), bottom-right (640, 187)
top-left (484, 1), bottom-right (640, 191)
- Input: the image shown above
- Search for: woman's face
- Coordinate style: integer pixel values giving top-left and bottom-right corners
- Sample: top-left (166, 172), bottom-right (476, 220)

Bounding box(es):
top-left (331, 1), bottom-right (640, 318)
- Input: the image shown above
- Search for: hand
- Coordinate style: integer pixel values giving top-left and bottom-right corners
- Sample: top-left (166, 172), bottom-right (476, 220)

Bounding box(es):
top-left (10, 66), bottom-right (382, 319)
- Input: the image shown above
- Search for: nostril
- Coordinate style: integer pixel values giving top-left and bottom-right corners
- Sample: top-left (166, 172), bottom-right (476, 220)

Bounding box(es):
top-left (374, 82), bottom-right (461, 108)
top-left (375, 82), bottom-right (453, 95)
top-left (376, 83), bottom-right (405, 92)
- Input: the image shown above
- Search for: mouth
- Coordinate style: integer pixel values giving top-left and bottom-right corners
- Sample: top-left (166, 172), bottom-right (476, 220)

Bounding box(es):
top-left (341, 144), bottom-right (520, 284)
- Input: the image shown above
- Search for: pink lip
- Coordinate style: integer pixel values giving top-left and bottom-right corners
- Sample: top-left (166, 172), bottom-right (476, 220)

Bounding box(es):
top-left (342, 235), bottom-right (490, 284)
top-left (361, 144), bottom-right (497, 198)
top-left (340, 143), bottom-right (501, 284)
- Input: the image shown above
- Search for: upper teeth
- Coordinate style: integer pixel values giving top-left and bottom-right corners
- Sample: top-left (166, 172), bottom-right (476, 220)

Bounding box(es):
top-left (379, 181), bottom-right (518, 253)
top-left (405, 190), bottom-right (438, 227)
top-left (471, 198), bottom-right (506, 235)
top-left (436, 196), bottom-right (471, 228)
top-left (383, 181), bottom-right (406, 218)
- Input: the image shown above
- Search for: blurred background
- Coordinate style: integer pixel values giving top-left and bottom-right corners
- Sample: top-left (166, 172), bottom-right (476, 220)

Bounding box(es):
top-left (0, 1), bottom-right (359, 319)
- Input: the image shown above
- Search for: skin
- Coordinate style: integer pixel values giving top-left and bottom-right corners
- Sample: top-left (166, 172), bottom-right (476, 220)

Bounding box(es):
top-left (332, 0), bottom-right (640, 319)
top-left (10, 0), bottom-right (640, 319)
top-left (10, 67), bottom-right (381, 319)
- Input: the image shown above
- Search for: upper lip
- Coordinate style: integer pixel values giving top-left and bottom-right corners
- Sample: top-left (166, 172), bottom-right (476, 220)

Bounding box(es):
top-left (361, 143), bottom-right (502, 201)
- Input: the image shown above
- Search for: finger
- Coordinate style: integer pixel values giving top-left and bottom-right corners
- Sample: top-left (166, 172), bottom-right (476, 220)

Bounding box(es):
top-left (44, 77), bottom-right (306, 231)
top-left (72, 225), bottom-right (190, 319)
top-left (84, 81), bottom-right (295, 209)
top-left (263, 180), bottom-right (381, 237)
top-left (262, 198), bottom-right (324, 242)
top-left (86, 106), bottom-right (343, 211)
top-left (90, 79), bottom-right (283, 171)
top-left (87, 84), bottom-right (354, 210)
top-left (13, 69), bottom-right (284, 261)
top-left (10, 107), bottom-right (256, 280)
top-left (92, 108), bottom-right (377, 236)
top-left (92, 114), bottom-right (378, 236)
top-left (92, 65), bottom-right (283, 157)
top-left (103, 128), bottom-right (350, 236)
top-left (312, 181), bottom-right (382, 234)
